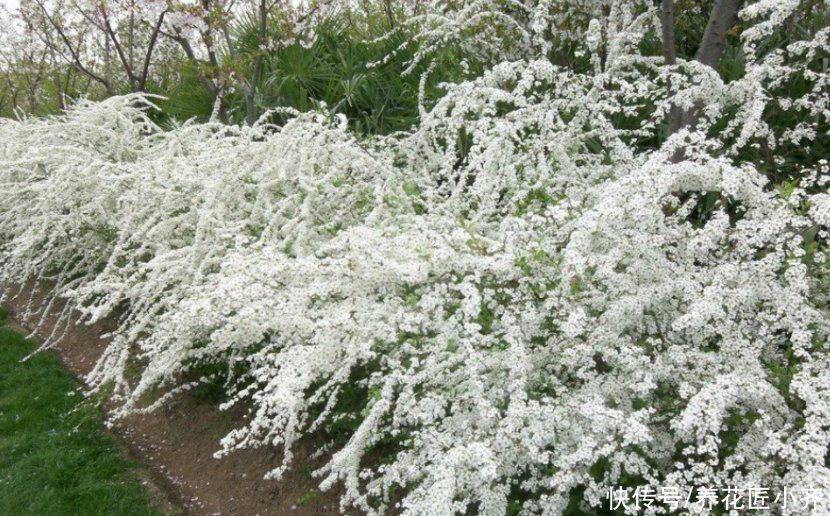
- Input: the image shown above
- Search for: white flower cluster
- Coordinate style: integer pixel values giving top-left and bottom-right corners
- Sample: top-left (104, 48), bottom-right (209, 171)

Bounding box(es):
top-left (2, 1), bottom-right (830, 514)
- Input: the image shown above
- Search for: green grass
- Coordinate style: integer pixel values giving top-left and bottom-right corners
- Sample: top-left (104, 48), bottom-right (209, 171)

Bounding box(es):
top-left (0, 307), bottom-right (166, 515)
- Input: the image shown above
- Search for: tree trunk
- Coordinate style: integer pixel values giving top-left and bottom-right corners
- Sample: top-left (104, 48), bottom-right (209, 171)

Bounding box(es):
top-left (244, 0), bottom-right (267, 126)
top-left (245, 89), bottom-right (256, 126)
top-left (665, 0), bottom-right (743, 135)
top-left (696, 0), bottom-right (743, 69)
top-left (660, 0), bottom-right (685, 135)
top-left (383, 0), bottom-right (396, 29)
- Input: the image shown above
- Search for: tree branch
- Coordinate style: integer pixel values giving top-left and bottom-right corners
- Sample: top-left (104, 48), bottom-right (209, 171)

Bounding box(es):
top-left (33, 0), bottom-right (112, 94)
top-left (99, 6), bottom-right (136, 89)
top-left (138, 9), bottom-right (168, 90)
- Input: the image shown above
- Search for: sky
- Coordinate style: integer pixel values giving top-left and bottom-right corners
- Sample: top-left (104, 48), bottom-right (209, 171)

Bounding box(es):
top-left (0, 0), bottom-right (19, 12)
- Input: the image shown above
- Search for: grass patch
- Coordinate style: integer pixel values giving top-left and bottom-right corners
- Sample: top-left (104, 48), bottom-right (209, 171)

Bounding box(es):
top-left (0, 307), bottom-right (166, 515)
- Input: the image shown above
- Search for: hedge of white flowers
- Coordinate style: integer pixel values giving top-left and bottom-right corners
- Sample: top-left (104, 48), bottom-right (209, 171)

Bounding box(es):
top-left (2, 1), bottom-right (830, 514)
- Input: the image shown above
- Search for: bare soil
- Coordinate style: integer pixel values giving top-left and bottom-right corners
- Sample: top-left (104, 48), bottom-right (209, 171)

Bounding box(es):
top-left (2, 283), bottom-right (346, 516)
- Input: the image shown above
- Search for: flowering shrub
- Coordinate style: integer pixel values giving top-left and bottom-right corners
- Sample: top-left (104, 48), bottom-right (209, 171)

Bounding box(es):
top-left (2, 0), bottom-right (830, 514)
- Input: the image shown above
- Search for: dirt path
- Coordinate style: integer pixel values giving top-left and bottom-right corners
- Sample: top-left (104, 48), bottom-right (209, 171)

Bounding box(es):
top-left (2, 284), bottom-right (345, 516)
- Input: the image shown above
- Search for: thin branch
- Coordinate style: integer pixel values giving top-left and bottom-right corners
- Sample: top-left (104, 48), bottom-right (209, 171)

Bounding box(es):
top-left (99, 6), bottom-right (136, 89)
top-left (33, 0), bottom-right (112, 93)
top-left (165, 28), bottom-right (218, 98)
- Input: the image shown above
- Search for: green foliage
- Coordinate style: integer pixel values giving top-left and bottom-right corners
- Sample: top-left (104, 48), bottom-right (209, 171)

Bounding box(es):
top-left (156, 12), bottom-right (458, 134)
top-left (295, 489), bottom-right (319, 506)
top-left (0, 324), bottom-right (164, 515)
top-left (254, 19), bottom-right (455, 134)
top-left (154, 61), bottom-right (217, 124)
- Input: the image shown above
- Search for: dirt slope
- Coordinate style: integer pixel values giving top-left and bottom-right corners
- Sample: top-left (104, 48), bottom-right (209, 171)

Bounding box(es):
top-left (2, 283), bottom-right (345, 516)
